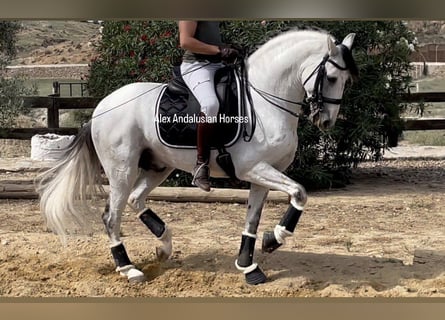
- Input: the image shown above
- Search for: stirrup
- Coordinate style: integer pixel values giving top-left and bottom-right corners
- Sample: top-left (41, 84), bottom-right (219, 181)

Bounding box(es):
top-left (192, 163), bottom-right (211, 192)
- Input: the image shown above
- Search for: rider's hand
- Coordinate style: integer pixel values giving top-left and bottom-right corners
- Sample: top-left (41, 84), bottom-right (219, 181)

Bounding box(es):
top-left (219, 45), bottom-right (240, 64)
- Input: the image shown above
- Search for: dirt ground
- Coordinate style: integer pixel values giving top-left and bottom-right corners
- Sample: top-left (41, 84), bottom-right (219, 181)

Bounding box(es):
top-left (0, 156), bottom-right (444, 298)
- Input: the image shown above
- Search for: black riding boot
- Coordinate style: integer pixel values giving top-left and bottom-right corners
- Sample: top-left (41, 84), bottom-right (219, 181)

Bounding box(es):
top-left (192, 114), bottom-right (215, 192)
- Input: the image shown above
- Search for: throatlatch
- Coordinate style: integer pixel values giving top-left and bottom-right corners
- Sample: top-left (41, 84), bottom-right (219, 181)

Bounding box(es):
top-left (262, 205), bottom-right (303, 253)
top-left (138, 208), bottom-right (166, 238)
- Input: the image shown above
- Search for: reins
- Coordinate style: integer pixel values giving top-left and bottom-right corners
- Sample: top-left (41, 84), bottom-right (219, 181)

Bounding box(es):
top-left (248, 84), bottom-right (304, 118)
top-left (235, 57), bottom-right (257, 142)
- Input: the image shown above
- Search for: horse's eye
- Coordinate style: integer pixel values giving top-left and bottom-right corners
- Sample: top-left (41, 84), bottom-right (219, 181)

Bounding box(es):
top-left (327, 76), bottom-right (337, 84)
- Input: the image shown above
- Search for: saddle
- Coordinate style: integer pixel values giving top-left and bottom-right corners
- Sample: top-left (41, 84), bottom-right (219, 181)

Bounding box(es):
top-left (156, 66), bottom-right (242, 148)
top-left (155, 65), bottom-right (244, 180)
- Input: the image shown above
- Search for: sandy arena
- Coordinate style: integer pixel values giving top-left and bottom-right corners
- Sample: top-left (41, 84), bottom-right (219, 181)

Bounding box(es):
top-left (0, 153), bottom-right (444, 298)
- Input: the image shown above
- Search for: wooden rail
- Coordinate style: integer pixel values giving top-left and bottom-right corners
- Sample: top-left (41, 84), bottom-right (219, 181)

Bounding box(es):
top-left (402, 91), bottom-right (445, 103)
top-left (403, 118), bottom-right (445, 130)
top-left (0, 181), bottom-right (289, 202)
top-left (23, 96), bottom-right (100, 128)
top-left (401, 91), bottom-right (445, 131)
top-left (0, 91), bottom-right (444, 139)
top-left (0, 96), bottom-right (100, 139)
top-left (0, 127), bottom-right (79, 140)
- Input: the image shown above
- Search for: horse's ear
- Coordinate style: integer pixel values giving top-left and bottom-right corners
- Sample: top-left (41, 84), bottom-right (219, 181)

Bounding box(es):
top-left (328, 36), bottom-right (338, 56)
top-left (342, 33), bottom-right (356, 50)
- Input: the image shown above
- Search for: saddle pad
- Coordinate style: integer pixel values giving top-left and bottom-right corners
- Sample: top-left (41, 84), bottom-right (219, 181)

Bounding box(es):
top-left (155, 71), bottom-right (245, 149)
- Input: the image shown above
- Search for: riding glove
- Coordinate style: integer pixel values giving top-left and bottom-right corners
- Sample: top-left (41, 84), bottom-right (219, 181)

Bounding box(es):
top-left (219, 45), bottom-right (240, 63)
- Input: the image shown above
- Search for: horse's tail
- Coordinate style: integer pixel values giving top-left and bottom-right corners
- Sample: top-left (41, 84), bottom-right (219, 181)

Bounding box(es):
top-left (35, 121), bottom-right (103, 243)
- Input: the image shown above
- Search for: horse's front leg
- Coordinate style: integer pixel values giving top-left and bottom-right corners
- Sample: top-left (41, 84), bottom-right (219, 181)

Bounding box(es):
top-left (235, 183), bottom-right (269, 285)
top-left (240, 161), bottom-right (307, 254)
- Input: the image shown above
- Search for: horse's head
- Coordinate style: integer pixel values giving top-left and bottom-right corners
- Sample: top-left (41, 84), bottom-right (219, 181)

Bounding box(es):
top-left (302, 33), bottom-right (358, 130)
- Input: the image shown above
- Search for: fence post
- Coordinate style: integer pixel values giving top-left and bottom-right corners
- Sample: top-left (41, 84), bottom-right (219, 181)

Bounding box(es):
top-left (48, 81), bottom-right (61, 128)
top-left (52, 81), bottom-right (60, 96)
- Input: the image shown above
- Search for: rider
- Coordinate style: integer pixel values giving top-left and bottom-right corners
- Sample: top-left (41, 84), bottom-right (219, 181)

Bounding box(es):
top-left (178, 21), bottom-right (239, 192)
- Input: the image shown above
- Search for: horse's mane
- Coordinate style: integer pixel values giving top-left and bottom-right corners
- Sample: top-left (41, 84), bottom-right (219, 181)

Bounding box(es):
top-left (250, 28), bottom-right (334, 59)
top-left (246, 29), bottom-right (333, 80)
top-left (248, 28), bottom-right (358, 79)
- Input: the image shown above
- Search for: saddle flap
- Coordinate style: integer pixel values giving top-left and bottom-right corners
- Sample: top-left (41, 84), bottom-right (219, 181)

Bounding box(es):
top-left (167, 65), bottom-right (189, 95)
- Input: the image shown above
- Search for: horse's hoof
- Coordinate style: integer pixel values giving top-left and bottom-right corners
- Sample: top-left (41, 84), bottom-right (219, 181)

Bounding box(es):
top-left (117, 265), bottom-right (146, 283)
top-left (156, 247), bottom-right (169, 262)
top-left (245, 266), bottom-right (267, 285)
top-left (155, 227), bottom-right (172, 262)
top-left (262, 231), bottom-right (282, 253)
top-left (127, 268), bottom-right (146, 283)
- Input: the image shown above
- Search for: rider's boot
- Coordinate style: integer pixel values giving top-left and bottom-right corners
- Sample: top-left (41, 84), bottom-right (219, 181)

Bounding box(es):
top-left (192, 113), bottom-right (215, 192)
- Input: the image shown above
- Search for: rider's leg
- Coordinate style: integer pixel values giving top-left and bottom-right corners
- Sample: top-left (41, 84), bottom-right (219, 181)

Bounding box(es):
top-left (180, 61), bottom-right (223, 192)
top-left (193, 115), bottom-right (215, 191)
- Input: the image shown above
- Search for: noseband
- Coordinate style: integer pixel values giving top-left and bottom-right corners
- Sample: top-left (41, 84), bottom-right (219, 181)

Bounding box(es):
top-left (302, 46), bottom-right (350, 120)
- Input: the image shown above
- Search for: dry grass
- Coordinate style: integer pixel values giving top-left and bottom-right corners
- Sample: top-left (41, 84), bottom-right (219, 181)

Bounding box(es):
top-left (13, 21), bottom-right (99, 65)
top-left (0, 139), bottom-right (31, 158)
top-left (0, 115), bottom-right (42, 158)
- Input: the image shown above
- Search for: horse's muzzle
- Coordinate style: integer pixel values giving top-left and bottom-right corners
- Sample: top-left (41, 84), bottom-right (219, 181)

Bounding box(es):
top-left (309, 107), bottom-right (334, 131)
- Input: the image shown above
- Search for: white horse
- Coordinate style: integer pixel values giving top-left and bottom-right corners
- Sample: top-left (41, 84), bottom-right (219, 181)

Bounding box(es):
top-left (37, 30), bottom-right (358, 285)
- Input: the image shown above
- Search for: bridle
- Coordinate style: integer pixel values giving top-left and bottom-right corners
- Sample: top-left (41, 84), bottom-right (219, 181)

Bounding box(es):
top-left (237, 44), bottom-right (352, 141)
top-left (303, 46), bottom-right (350, 121)
top-left (248, 44), bottom-right (351, 120)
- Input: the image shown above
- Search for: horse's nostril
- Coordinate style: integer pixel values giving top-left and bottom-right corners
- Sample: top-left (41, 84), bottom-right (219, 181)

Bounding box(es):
top-left (322, 119), bottom-right (331, 129)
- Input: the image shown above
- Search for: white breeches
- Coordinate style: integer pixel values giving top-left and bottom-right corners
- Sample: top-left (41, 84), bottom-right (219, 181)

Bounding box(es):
top-left (180, 61), bottom-right (223, 117)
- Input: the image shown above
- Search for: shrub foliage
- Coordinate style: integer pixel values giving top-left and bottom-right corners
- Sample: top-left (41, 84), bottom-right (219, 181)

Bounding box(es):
top-left (0, 21), bottom-right (34, 127)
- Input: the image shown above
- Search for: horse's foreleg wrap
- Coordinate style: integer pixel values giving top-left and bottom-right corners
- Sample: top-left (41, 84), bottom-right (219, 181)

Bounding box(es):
top-left (110, 242), bottom-right (132, 268)
top-left (138, 208), bottom-right (166, 238)
top-left (236, 233), bottom-right (256, 268)
top-left (235, 232), bottom-right (267, 285)
top-left (262, 204), bottom-right (303, 253)
top-left (279, 204), bottom-right (303, 234)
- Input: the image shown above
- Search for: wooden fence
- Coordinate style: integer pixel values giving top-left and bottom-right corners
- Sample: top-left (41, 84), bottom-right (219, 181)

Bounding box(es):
top-left (0, 91), bottom-right (445, 140)
top-left (0, 96), bottom-right (100, 139)
top-left (402, 91), bottom-right (445, 130)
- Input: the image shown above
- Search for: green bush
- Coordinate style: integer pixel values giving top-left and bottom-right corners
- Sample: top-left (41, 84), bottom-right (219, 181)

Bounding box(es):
top-left (87, 20), bottom-right (415, 189)
top-left (0, 21), bottom-right (34, 127)
top-left (87, 21), bottom-right (181, 97)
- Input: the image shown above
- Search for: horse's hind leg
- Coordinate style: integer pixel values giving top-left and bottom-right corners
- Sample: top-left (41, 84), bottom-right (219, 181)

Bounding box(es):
top-left (102, 161), bottom-right (145, 282)
top-left (127, 168), bottom-right (174, 261)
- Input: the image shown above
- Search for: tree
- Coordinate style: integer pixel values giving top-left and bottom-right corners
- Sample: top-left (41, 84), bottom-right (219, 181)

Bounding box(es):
top-left (87, 20), bottom-right (415, 189)
top-left (87, 21), bottom-right (181, 98)
top-left (0, 21), bottom-right (33, 127)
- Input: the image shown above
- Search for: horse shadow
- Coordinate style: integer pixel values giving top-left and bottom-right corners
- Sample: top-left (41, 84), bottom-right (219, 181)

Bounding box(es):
top-left (164, 248), bottom-right (445, 291)
top-left (96, 246), bottom-right (444, 292)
